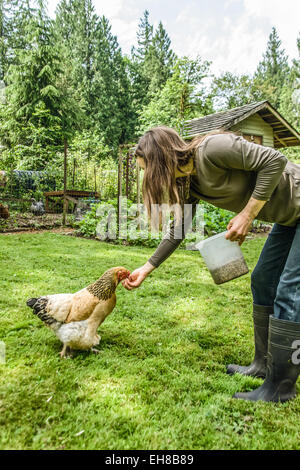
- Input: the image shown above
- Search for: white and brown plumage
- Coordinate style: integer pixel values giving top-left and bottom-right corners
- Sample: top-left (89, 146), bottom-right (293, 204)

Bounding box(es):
top-left (26, 267), bottom-right (130, 357)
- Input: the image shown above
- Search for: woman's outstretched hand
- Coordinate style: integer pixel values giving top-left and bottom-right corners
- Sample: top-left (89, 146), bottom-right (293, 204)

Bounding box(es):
top-left (122, 262), bottom-right (155, 290)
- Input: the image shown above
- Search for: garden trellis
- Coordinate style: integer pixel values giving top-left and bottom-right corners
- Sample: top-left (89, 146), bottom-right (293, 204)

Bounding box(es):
top-left (117, 144), bottom-right (141, 201)
top-left (117, 144), bottom-right (142, 233)
top-left (0, 143), bottom-right (143, 221)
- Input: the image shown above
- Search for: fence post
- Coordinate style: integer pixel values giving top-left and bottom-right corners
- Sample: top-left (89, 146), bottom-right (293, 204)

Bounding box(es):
top-left (62, 138), bottom-right (68, 225)
top-left (125, 151), bottom-right (129, 199)
top-left (10, 166), bottom-right (13, 196)
top-left (117, 147), bottom-right (123, 237)
top-left (72, 158), bottom-right (76, 187)
top-left (94, 166), bottom-right (97, 194)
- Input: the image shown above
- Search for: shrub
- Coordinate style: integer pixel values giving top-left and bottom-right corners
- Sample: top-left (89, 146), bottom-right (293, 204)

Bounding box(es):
top-left (201, 202), bottom-right (235, 236)
top-left (76, 199), bottom-right (237, 246)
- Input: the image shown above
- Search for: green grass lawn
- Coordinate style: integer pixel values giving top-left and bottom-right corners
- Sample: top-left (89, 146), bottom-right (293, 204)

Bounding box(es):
top-left (0, 232), bottom-right (299, 450)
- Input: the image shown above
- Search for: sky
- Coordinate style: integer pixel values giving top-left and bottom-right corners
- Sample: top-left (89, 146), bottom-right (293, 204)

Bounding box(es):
top-left (46, 0), bottom-right (300, 76)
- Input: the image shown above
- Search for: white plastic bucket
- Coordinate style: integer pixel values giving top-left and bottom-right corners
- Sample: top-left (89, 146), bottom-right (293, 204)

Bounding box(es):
top-left (196, 231), bottom-right (249, 284)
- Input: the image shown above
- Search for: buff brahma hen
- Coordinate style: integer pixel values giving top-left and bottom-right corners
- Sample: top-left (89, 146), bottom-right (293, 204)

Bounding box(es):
top-left (26, 266), bottom-right (130, 357)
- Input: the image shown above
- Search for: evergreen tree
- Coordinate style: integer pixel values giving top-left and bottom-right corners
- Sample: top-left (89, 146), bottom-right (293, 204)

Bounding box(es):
top-left (92, 16), bottom-right (133, 148)
top-left (279, 35), bottom-right (300, 163)
top-left (130, 11), bottom-right (176, 116)
top-left (279, 35), bottom-right (300, 128)
top-left (0, 3), bottom-right (83, 168)
top-left (130, 10), bottom-right (154, 111)
top-left (54, 0), bottom-right (75, 43)
top-left (56, 1), bottom-right (134, 150)
top-left (0, 0), bottom-right (11, 81)
top-left (131, 10), bottom-right (153, 63)
top-left (146, 21), bottom-right (176, 96)
top-left (55, 0), bottom-right (98, 125)
top-left (254, 27), bottom-right (290, 108)
top-left (0, 0), bottom-right (36, 82)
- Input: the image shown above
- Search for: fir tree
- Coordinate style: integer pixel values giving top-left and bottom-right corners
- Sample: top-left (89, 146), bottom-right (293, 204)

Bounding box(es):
top-left (55, 1), bottom-right (134, 149)
top-left (146, 21), bottom-right (176, 97)
top-left (55, 0), bottom-right (98, 125)
top-left (254, 27), bottom-right (290, 108)
top-left (130, 10), bottom-right (154, 111)
top-left (0, 0), bottom-right (10, 81)
top-left (131, 10), bottom-right (153, 63)
top-left (0, 3), bottom-right (82, 168)
top-left (92, 16), bottom-right (133, 148)
top-left (0, 0), bottom-right (36, 82)
top-left (279, 35), bottom-right (300, 163)
top-left (131, 11), bottom-right (176, 112)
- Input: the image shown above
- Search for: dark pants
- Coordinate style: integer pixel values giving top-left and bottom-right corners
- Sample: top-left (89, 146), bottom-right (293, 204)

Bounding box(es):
top-left (251, 222), bottom-right (300, 322)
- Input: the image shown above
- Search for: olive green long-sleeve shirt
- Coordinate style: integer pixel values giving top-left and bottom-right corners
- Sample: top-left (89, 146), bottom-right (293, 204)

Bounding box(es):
top-left (148, 133), bottom-right (300, 268)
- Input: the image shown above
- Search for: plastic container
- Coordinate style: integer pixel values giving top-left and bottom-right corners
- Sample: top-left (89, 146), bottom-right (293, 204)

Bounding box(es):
top-left (196, 231), bottom-right (249, 285)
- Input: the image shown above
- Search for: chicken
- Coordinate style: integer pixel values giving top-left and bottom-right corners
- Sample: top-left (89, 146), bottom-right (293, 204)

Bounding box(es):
top-left (30, 199), bottom-right (45, 216)
top-left (0, 203), bottom-right (9, 219)
top-left (26, 266), bottom-right (130, 357)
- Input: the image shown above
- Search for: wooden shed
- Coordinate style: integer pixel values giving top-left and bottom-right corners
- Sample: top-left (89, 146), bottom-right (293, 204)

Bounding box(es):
top-left (183, 100), bottom-right (300, 149)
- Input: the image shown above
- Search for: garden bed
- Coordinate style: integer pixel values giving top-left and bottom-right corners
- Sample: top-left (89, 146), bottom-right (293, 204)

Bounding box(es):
top-left (0, 212), bottom-right (74, 233)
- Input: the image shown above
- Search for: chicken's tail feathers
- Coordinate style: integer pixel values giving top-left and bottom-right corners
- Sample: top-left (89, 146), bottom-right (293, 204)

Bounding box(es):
top-left (28, 297), bottom-right (59, 328)
top-left (26, 298), bottom-right (38, 308)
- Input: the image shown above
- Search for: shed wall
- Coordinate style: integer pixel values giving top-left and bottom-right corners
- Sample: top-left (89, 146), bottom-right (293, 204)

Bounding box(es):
top-left (230, 113), bottom-right (274, 147)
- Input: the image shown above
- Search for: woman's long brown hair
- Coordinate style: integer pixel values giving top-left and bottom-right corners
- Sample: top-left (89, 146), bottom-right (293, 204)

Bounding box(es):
top-left (135, 126), bottom-right (227, 215)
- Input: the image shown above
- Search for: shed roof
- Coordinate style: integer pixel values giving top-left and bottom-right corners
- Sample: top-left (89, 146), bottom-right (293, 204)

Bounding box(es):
top-left (183, 101), bottom-right (300, 148)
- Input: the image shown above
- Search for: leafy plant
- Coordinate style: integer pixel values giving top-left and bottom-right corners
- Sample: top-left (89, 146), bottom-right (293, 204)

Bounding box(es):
top-left (76, 198), bottom-right (238, 246)
top-left (201, 202), bottom-right (235, 236)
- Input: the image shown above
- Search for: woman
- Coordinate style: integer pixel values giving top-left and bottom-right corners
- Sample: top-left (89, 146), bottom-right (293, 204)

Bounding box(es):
top-left (123, 126), bottom-right (300, 403)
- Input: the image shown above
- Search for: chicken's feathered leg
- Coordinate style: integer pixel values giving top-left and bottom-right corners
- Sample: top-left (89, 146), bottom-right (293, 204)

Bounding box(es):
top-left (83, 295), bottom-right (116, 354)
top-left (60, 345), bottom-right (73, 358)
top-left (91, 348), bottom-right (101, 354)
top-left (60, 344), bottom-right (68, 358)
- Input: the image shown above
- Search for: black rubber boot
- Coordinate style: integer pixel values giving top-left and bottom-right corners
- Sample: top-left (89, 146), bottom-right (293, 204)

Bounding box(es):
top-left (226, 304), bottom-right (273, 378)
top-left (233, 316), bottom-right (300, 403)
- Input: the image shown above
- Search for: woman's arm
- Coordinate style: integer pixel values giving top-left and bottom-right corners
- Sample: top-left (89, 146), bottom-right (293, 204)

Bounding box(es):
top-left (123, 196), bottom-right (198, 290)
top-left (122, 261), bottom-right (155, 290)
top-left (203, 134), bottom-right (288, 201)
top-left (147, 195), bottom-right (199, 268)
top-left (202, 134), bottom-right (287, 245)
